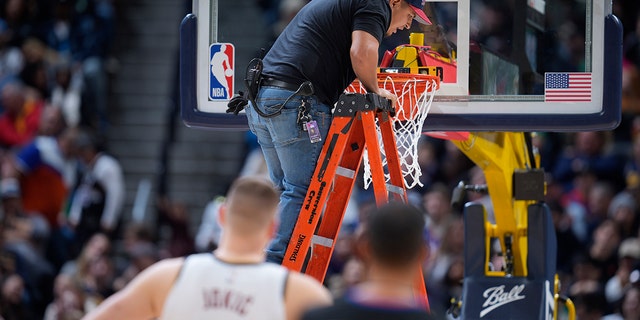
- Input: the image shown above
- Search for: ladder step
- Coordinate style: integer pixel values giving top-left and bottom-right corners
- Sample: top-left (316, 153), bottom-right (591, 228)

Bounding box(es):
top-left (387, 183), bottom-right (405, 196)
top-left (312, 235), bottom-right (334, 248)
top-left (335, 166), bottom-right (356, 179)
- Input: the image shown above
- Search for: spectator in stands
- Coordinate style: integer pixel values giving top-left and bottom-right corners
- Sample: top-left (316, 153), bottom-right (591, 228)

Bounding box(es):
top-left (43, 273), bottom-right (85, 320)
top-left (110, 224), bottom-right (161, 293)
top-left (0, 81), bottom-right (43, 149)
top-left (67, 128), bottom-right (124, 248)
top-left (568, 253), bottom-right (605, 301)
top-left (1, 211), bottom-right (55, 319)
top-left (585, 182), bottom-right (617, 240)
top-left (426, 216), bottom-right (464, 315)
top-left (0, 17), bottom-right (24, 83)
top-left (19, 58), bottom-right (49, 100)
top-left (155, 197), bottom-right (194, 258)
top-left (59, 232), bottom-right (111, 277)
top-left (194, 195), bottom-right (224, 252)
top-left (588, 219), bottom-right (624, 283)
top-left (112, 242), bottom-right (159, 293)
top-left (50, 61), bottom-right (82, 128)
top-left (609, 191), bottom-right (639, 240)
top-left (0, 0), bottom-right (37, 48)
top-left (624, 135), bottom-right (640, 189)
top-left (75, 250), bottom-right (115, 312)
top-left (415, 136), bottom-right (441, 193)
top-left (1, 273), bottom-right (37, 319)
top-left (438, 141), bottom-right (474, 189)
top-left (39, 0), bottom-right (115, 133)
top-left (37, 104), bottom-right (66, 137)
top-left (572, 289), bottom-right (610, 320)
top-left (548, 200), bottom-right (583, 276)
top-left (621, 286), bottom-right (640, 320)
top-left (1, 126), bottom-right (78, 228)
top-left (422, 183), bottom-right (456, 256)
top-left (553, 131), bottom-right (625, 192)
top-left (605, 238), bottom-right (640, 305)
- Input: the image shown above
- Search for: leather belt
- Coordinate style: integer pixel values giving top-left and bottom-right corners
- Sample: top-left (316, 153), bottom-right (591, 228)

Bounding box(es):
top-left (260, 78), bottom-right (301, 91)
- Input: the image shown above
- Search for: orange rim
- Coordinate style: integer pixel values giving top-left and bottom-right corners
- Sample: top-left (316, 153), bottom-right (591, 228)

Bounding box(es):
top-left (346, 73), bottom-right (439, 121)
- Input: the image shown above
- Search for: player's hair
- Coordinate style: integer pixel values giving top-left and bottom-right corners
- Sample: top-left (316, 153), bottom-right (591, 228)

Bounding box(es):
top-left (363, 201), bottom-right (425, 268)
top-left (225, 176), bottom-right (280, 232)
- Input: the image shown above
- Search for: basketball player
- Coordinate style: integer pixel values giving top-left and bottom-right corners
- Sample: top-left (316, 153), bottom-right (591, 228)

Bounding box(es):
top-left (84, 176), bottom-right (332, 320)
top-left (245, 0), bottom-right (432, 265)
top-left (302, 201), bottom-right (435, 319)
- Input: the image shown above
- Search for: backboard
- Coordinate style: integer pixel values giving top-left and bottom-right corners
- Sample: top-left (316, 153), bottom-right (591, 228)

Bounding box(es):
top-left (181, 0), bottom-right (622, 132)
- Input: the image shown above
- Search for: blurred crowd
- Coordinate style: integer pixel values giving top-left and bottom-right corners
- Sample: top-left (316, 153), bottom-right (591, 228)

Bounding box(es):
top-left (3, 0), bottom-right (640, 320)
top-left (0, 0), bottom-right (123, 319)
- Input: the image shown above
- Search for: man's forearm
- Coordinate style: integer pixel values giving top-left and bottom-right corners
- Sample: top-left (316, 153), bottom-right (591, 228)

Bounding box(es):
top-left (351, 30), bottom-right (380, 94)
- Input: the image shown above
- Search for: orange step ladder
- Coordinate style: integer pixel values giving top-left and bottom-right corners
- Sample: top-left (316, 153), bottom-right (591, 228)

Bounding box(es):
top-left (281, 92), bottom-right (430, 310)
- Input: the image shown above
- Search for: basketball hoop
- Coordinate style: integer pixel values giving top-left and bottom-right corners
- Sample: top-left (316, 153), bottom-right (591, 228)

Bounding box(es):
top-left (345, 73), bottom-right (439, 190)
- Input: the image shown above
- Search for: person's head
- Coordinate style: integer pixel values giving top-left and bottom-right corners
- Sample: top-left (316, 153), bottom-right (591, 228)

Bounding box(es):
top-left (74, 128), bottom-right (104, 164)
top-left (0, 82), bottom-right (25, 116)
top-left (359, 201), bottom-right (426, 270)
top-left (587, 182), bottom-right (615, 219)
top-left (219, 176), bottom-right (280, 240)
top-left (387, 0), bottom-right (431, 36)
top-left (422, 183), bottom-right (452, 223)
top-left (622, 286), bottom-right (640, 320)
top-left (609, 191), bottom-right (637, 233)
top-left (81, 233), bottom-right (111, 262)
top-left (574, 131), bottom-right (607, 156)
top-left (38, 105), bottom-right (66, 137)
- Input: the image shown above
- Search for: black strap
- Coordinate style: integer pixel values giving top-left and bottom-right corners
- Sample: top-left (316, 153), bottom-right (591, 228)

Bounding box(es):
top-left (260, 78), bottom-right (301, 92)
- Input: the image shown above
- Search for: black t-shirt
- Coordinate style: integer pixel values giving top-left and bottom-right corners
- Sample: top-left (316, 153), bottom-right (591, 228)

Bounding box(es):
top-left (262, 0), bottom-right (391, 105)
top-left (302, 298), bottom-right (436, 320)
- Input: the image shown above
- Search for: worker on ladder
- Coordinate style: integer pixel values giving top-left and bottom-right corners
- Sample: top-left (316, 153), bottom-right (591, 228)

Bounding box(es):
top-left (231, 0), bottom-right (432, 265)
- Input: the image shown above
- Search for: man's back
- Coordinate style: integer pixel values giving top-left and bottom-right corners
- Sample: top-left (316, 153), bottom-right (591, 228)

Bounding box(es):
top-left (161, 253), bottom-right (287, 320)
top-left (262, 0), bottom-right (390, 105)
top-left (303, 297), bottom-right (434, 320)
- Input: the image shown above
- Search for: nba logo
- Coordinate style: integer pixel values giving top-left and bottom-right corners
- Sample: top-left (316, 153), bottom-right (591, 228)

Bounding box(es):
top-left (209, 43), bottom-right (235, 100)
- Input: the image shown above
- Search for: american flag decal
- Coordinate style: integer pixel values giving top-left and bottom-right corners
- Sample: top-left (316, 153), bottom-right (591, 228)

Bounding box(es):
top-left (544, 72), bottom-right (592, 102)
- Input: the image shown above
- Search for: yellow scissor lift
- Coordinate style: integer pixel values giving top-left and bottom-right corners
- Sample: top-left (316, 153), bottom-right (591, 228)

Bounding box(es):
top-left (444, 131), bottom-right (575, 320)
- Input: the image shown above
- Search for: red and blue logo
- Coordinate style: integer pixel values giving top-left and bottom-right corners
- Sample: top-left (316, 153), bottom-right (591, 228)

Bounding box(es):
top-left (209, 43), bottom-right (235, 100)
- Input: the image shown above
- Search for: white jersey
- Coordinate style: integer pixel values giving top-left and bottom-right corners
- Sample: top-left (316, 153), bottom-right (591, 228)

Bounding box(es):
top-left (160, 253), bottom-right (288, 320)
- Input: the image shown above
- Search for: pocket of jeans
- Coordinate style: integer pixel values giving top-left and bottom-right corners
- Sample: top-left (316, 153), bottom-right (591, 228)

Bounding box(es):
top-left (310, 103), bottom-right (333, 133)
top-left (266, 107), bottom-right (301, 146)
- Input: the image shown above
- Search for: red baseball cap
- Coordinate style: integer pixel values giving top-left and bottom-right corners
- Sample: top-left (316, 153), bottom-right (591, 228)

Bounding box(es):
top-left (405, 0), bottom-right (432, 25)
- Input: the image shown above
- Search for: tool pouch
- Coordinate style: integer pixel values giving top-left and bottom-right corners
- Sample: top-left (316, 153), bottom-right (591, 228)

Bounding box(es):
top-left (244, 58), bottom-right (263, 101)
top-left (226, 57), bottom-right (263, 115)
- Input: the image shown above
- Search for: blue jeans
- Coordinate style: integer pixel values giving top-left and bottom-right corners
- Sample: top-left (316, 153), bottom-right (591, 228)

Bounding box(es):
top-left (246, 86), bottom-right (332, 264)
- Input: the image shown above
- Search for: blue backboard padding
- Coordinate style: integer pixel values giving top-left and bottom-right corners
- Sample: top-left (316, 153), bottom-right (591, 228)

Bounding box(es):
top-left (180, 14), bottom-right (622, 132)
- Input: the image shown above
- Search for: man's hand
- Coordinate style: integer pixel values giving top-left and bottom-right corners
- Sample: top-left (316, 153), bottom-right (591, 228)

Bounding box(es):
top-left (376, 88), bottom-right (398, 110)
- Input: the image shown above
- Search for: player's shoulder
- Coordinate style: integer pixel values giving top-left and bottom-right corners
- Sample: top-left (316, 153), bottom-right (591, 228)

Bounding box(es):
top-left (140, 257), bottom-right (186, 279)
top-left (286, 271), bottom-right (323, 288)
top-left (286, 271), bottom-right (332, 300)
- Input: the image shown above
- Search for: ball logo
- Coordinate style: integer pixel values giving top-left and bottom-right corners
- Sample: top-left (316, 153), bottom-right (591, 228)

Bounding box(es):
top-left (209, 43), bottom-right (235, 100)
top-left (480, 284), bottom-right (526, 317)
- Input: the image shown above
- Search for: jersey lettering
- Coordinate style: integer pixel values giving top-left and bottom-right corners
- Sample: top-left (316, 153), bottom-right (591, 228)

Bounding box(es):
top-left (202, 287), bottom-right (254, 315)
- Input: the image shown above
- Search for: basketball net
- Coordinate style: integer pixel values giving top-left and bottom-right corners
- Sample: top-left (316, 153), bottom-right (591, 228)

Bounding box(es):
top-left (346, 74), bottom-right (439, 190)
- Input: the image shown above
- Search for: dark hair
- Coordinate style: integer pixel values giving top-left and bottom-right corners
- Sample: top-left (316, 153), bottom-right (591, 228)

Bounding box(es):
top-left (363, 201), bottom-right (426, 268)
